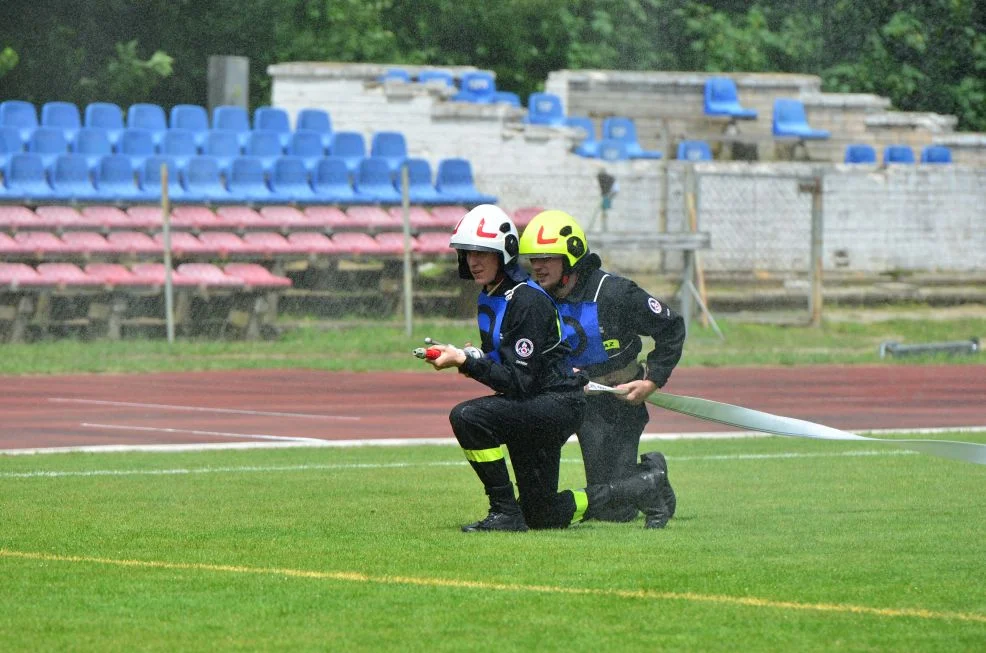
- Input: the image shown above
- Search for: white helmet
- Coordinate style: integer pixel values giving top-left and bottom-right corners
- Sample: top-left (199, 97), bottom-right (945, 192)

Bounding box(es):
top-left (449, 204), bottom-right (520, 279)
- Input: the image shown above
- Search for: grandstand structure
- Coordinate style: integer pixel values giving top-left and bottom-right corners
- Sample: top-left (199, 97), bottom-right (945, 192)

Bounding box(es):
top-left (1, 62), bottom-right (985, 341)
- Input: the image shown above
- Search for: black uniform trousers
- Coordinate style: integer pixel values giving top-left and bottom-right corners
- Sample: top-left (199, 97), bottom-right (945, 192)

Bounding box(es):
top-left (449, 389), bottom-right (586, 529)
top-left (577, 393), bottom-right (650, 522)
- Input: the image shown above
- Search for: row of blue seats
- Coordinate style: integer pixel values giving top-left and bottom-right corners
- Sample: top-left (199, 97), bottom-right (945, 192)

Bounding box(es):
top-left (845, 143), bottom-right (952, 165)
top-left (379, 69), bottom-right (522, 106)
top-left (0, 153), bottom-right (497, 206)
top-left (0, 125), bottom-right (409, 176)
top-left (0, 100), bottom-right (338, 151)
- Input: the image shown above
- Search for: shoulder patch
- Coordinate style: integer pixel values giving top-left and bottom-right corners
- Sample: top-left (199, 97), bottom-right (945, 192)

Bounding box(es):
top-left (647, 297), bottom-right (663, 314)
top-left (514, 338), bottom-right (535, 359)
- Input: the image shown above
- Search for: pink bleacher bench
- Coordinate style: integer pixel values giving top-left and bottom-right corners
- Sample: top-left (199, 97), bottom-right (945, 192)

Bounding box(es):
top-left (130, 263), bottom-right (198, 286)
top-left (170, 205), bottom-right (226, 230)
top-left (125, 206), bottom-right (167, 231)
top-left (59, 231), bottom-right (114, 256)
top-left (81, 205), bottom-right (142, 230)
top-left (0, 262), bottom-right (50, 287)
top-left (301, 206), bottom-right (350, 232)
top-left (195, 231), bottom-right (250, 258)
top-left (105, 231), bottom-right (160, 256)
top-left (34, 206), bottom-right (101, 231)
top-left (387, 206), bottom-right (443, 230)
top-left (258, 206), bottom-right (324, 231)
top-left (285, 232), bottom-right (340, 255)
top-left (330, 232), bottom-right (382, 256)
top-left (153, 231), bottom-right (210, 257)
top-left (215, 206), bottom-right (275, 231)
top-left (13, 231), bottom-right (72, 257)
top-left (512, 206), bottom-right (544, 230)
top-left (84, 263), bottom-right (151, 286)
top-left (374, 231), bottom-right (415, 256)
top-left (223, 263), bottom-right (292, 289)
top-left (240, 232), bottom-right (296, 257)
top-left (345, 206), bottom-right (401, 231)
top-left (0, 206), bottom-right (45, 230)
top-left (428, 205), bottom-right (469, 228)
top-left (176, 262), bottom-right (246, 288)
top-left (35, 262), bottom-right (105, 287)
top-left (415, 231), bottom-right (455, 256)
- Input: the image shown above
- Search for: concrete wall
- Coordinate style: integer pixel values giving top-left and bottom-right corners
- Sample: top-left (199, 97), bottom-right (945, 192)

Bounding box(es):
top-left (268, 62), bottom-right (986, 275)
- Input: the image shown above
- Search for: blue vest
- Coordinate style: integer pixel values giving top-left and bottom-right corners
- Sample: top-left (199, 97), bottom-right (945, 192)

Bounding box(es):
top-left (558, 275), bottom-right (610, 368)
top-left (477, 279), bottom-right (554, 363)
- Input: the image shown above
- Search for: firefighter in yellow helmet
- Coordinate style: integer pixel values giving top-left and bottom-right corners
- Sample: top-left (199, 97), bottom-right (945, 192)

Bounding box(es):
top-left (518, 209), bottom-right (684, 528)
top-left (423, 204), bottom-right (669, 532)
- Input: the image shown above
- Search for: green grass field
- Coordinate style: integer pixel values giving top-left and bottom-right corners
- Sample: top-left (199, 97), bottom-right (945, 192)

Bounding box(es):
top-left (2, 436), bottom-right (985, 651)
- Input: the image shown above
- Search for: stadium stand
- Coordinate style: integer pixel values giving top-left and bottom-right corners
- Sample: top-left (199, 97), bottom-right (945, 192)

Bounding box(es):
top-left (227, 157), bottom-right (274, 203)
top-left (380, 68), bottom-right (412, 83)
top-left (126, 103), bottom-right (168, 147)
top-left (370, 131), bottom-right (408, 177)
top-left (182, 155), bottom-right (232, 204)
top-left (203, 129), bottom-right (242, 174)
top-left (301, 206), bottom-right (351, 232)
top-left (596, 139), bottom-right (629, 162)
top-left (1, 152), bottom-right (53, 202)
top-left (118, 128), bottom-right (157, 170)
top-left (138, 156), bottom-right (184, 203)
top-left (253, 106), bottom-right (293, 149)
top-left (676, 140), bottom-right (713, 161)
top-left (28, 127), bottom-right (69, 171)
top-left (703, 77), bottom-right (758, 120)
top-left (296, 108), bottom-right (333, 150)
top-left (453, 71), bottom-right (497, 104)
top-left (72, 128), bottom-right (114, 171)
top-left (400, 158), bottom-right (444, 204)
top-left (0, 126), bottom-right (22, 172)
top-left (169, 104), bottom-right (210, 150)
top-left (161, 129), bottom-right (199, 169)
top-left (524, 93), bottom-right (566, 126)
top-left (920, 145), bottom-right (952, 164)
top-left (883, 144), bottom-right (915, 165)
top-left (269, 156), bottom-right (317, 204)
top-left (329, 131), bottom-right (367, 175)
top-left (772, 99), bottom-right (831, 140)
top-left (417, 69), bottom-right (455, 87)
top-left (84, 102), bottom-right (125, 149)
top-left (602, 117), bottom-right (662, 159)
top-left (354, 157), bottom-right (402, 204)
top-left (93, 154), bottom-right (142, 204)
top-left (50, 153), bottom-right (100, 202)
top-left (312, 157), bottom-right (360, 204)
top-left (844, 143), bottom-right (878, 164)
top-left (41, 101), bottom-right (82, 145)
top-left (434, 158), bottom-right (497, 205)
top-left (0, 100), bottom-right (39, 145)
top-left (245, 130), bottom-right (284, 176)
top-left (287, 129), bottom-right (325, 174)
top-left (564, 116), bottom-right (600, 158)
top-left (212, 105), bottom-right (252, 148)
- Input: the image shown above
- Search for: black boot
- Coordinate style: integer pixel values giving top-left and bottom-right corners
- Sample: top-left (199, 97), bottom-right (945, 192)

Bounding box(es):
top-left (586, 469), bottom-right (668, 527)
top-left (640, 451), bottom-right (676, 527)
top-left (461, 484), bottom-right (529, 533)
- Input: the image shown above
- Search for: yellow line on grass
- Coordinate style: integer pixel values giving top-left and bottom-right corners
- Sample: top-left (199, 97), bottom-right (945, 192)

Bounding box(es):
top-left (2, 549), bottom-right (984, 624)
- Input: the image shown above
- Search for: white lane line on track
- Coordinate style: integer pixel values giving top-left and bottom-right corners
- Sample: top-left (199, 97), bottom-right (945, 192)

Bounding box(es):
top-left (48, 398), bottom-right (360, 421)
top-left (80, 423), bottom-right (324, 443)
top-left (0, 450), bottom-right (915, 478)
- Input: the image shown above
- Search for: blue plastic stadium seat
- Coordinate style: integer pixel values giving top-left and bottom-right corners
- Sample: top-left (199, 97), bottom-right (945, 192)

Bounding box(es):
top-left (453, 71), bottom-right (497, 104)
top-left (287, 130), bottom-right (325, 175)
top-left (1, 152), bottom-right (54, 202)
top-left (50, 153), bottom-right (99, 202)
top-left (380, 68), bottom-right (411, 83)
top-left (355, 157), bottom-right (402, 204)
top-left (253, 106), bottom-right (293, 149)
top-left (844, 144), bottom-right (877, 164)
top-left (883, 145), bottom-right (915, 165)
top-left (0, 126), bottom-right (22, 172)
top-left (329, 131), bottom-right (367, 176)
top-left (181, 155), bottom-right (231, 204)
top-left (72, 128), bottom-right (114, 172)
top-left (703, 77), bottom-right (758, 120)
top-left (493, 91), bottom-right (521, 107)
top-left (400, 158), bottom-right (443, 204)
top-left (204, 129), bottom-right (243, 174)
top-left (676, 140), bottom-right (713, 162)
top-left (84, 102), bottom-right (125, 149)
top-left (169, 104), bottom-right (210, 150)
top-left (435, 158), bottom-right (497, 205)
top-left (138, 155), bottom-right (185, 203)
top-left (602, 117), bottom-right (662, 159)
top-left (27, 126), bottom-right (69, 171)
top-left (0, 100), bottom-right (39, 146)
top-left (41, 101), bottom-right (82, 146)
top-left (565, 116), bottom-right (600, 158)
top-left (161, 128), bottom-right (199, 169)
top-left (127, 103), bottom-right (168, 147)
top-left (93, 154), bottom-right (142, 203)
top-left (920, 145), bottom-right (952, 164)
top-left (269, 156), bottom-right (316, 204)
top-left (118, 128), bottom-right (157, 170)
top-left (312, 157), bottom-right (359, 204)
top-left (525, 93), bottom-right (566, 126)
top-left (417, 69), bottom-right (454, 87)
top-left (212, 105), bottom-right (251, 149)
top-left (227, 156), bottom-right (273, 203)
top-left (245, 130), bottom-right (285, 176)
top-left (597, 139), bottom-right (630, 162)
top-left (370, 131), bottom-right (408, 177)
top-left (772, 99), bottom-right (830, 140)
top-left (296, 108), bottom-right (333, 150)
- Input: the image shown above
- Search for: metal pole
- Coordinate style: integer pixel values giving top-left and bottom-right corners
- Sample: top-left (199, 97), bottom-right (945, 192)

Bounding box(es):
top-left (161, 163), bottom-right (175, 344)
top-left (807, 176), bottom-right (824, 327)
top-left (400, 164), bottom-right (414, 337)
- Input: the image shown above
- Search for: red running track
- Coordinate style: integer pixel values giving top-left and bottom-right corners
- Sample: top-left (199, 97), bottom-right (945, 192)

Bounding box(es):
top-left (1, 365), bottom-right (985, 452)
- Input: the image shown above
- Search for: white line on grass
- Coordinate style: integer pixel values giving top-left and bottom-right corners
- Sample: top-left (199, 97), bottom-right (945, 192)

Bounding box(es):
top-left (48, 398), bottom-right (361, 421)
top-left (0, 450), bottom-right (915, 478)
top-left (1, 549), bottom-right (984, 624)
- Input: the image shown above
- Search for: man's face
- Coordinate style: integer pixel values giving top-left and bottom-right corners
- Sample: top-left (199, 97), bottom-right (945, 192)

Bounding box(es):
top-left (466, 250), bottom-right (501, 286)
top-left (529, 256), bottom-right (565, 291)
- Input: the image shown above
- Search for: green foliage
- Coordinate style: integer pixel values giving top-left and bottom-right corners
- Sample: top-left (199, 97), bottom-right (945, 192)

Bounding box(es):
top-left (0, 46), bottom-right (17, 78)
top-left (76, 40), bottom-right (174, 107)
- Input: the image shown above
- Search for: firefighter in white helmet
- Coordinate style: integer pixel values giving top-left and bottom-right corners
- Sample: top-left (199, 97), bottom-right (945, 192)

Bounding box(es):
top-left (424, 204), bottom-right (668, 531)
top-left (518, 209), bottom-right (684, 528)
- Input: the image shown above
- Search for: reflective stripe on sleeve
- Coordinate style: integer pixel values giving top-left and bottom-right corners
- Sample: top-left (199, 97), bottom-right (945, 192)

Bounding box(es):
top-left (462, 446), bottom-right (506, 463)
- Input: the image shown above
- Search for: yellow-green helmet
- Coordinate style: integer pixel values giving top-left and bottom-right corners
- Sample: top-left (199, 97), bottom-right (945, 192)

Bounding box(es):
top-left (518, 210), bottom-right (588, 268)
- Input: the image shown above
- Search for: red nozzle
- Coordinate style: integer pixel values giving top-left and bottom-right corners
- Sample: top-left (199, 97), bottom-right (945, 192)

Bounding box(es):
top-left (425, 347), bottom-right (441, 360)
